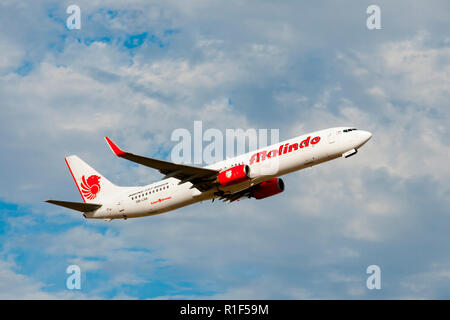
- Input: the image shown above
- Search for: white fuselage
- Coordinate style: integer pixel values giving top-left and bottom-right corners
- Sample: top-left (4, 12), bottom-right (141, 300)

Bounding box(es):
top-left (85, 127), bottom-right (372, 220)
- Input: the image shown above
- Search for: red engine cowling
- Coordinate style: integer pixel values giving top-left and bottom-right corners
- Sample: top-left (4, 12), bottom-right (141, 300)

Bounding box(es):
top-left (217, 164), bottom-right (250, 187)
top-left (252, 178), bottom-right (285, 199)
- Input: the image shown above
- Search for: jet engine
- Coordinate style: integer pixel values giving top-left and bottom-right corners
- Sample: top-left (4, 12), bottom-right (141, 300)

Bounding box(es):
top-left (217, 164), bottom-right (250, 186)
top-left (252, 178), bottom-right (285, 199)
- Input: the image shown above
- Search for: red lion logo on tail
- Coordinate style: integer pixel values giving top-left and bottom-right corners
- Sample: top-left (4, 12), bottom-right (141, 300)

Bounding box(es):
top-left (81, 175), bottom-right (101, 200)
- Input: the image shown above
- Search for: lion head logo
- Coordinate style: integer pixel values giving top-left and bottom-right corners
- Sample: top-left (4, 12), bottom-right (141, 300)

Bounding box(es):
top-left (81, 175), bottom-right (101, 200)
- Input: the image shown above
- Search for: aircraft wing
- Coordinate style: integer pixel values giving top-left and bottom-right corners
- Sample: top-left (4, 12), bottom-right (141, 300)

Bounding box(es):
top-left (217, 186), bottom-right (254, 203)
top-left (105, 137), bottom-right (219, 191)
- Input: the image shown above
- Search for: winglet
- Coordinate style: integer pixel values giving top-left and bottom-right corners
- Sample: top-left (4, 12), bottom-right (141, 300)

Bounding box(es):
top-left (105, 136), bottom-right (127, 157)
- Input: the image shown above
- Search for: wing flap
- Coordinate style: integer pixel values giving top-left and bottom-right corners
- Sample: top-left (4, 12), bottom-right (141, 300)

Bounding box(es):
top-left (218, 187), bottom-right (254, 203)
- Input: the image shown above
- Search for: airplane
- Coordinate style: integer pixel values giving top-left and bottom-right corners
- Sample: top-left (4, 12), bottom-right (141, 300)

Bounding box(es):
top-left (46, 127), bottom-right (372, 221)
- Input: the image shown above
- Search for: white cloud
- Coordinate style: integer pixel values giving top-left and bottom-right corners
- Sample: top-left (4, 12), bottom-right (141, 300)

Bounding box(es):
top-left (0, 37), bottom-right (24, 72)
top-left (0, 0), bottom-right (449, 299)
top-left (0, 258), bottom-right (98, 299)
top-left (0, 259), bottom-right (55, 299)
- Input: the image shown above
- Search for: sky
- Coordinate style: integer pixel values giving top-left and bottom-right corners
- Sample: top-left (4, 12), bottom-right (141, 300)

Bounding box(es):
top-left (0, 0), bottom-right (449, 299)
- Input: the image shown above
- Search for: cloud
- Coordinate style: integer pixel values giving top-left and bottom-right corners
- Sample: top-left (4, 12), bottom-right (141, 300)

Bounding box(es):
top-left (0, 258), bottom-right (97, 299)
top-left (0, 259), bottom-right (55, 299)
top-left (0, 0), bottom-right (449, 299)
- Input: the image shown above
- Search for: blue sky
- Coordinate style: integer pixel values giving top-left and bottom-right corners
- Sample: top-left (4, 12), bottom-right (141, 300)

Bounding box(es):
top-left (0, 0), bottom-right (449, 299)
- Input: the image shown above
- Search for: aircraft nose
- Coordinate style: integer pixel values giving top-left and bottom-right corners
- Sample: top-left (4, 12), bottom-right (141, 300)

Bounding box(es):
top-left (362, 130), bottom-right (372, 142)
top-left (357, 130), bottom-right (372, 147)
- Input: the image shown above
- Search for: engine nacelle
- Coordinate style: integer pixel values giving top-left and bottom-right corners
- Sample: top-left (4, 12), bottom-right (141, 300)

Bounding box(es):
top-left (252, 178), bottom-right (285, 200)
top-left (217, 164), bottom-right (250, 187)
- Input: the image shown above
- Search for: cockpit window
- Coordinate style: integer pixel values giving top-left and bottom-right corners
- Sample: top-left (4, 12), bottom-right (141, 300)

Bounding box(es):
top-left (343, 128), bottom-right (357, 132)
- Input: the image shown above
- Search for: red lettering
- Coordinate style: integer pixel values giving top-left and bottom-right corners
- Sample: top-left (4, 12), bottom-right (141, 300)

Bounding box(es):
top-left (288, 143), bottom-right (298, 152)
top-left (278, 144), bottom-right (284, 155)
top-left (268, 149), bottom-right (278, 157)
top-left (311, 136), bottom-right (321, 145)
top-left (250, 150), bottom-right (267, 165)
top-left (299, 136), bottom-right (310, 148)
top-left (249, 136), bottom-right (319, 164)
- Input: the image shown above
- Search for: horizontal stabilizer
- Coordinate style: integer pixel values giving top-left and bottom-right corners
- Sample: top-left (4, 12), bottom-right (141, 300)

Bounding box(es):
top-left (46, 200), bottom-right (102, 212)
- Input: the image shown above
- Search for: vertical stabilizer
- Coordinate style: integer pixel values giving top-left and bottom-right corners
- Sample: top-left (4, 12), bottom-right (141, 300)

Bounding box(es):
top-left (65, 155), bottom-right (120, 203)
